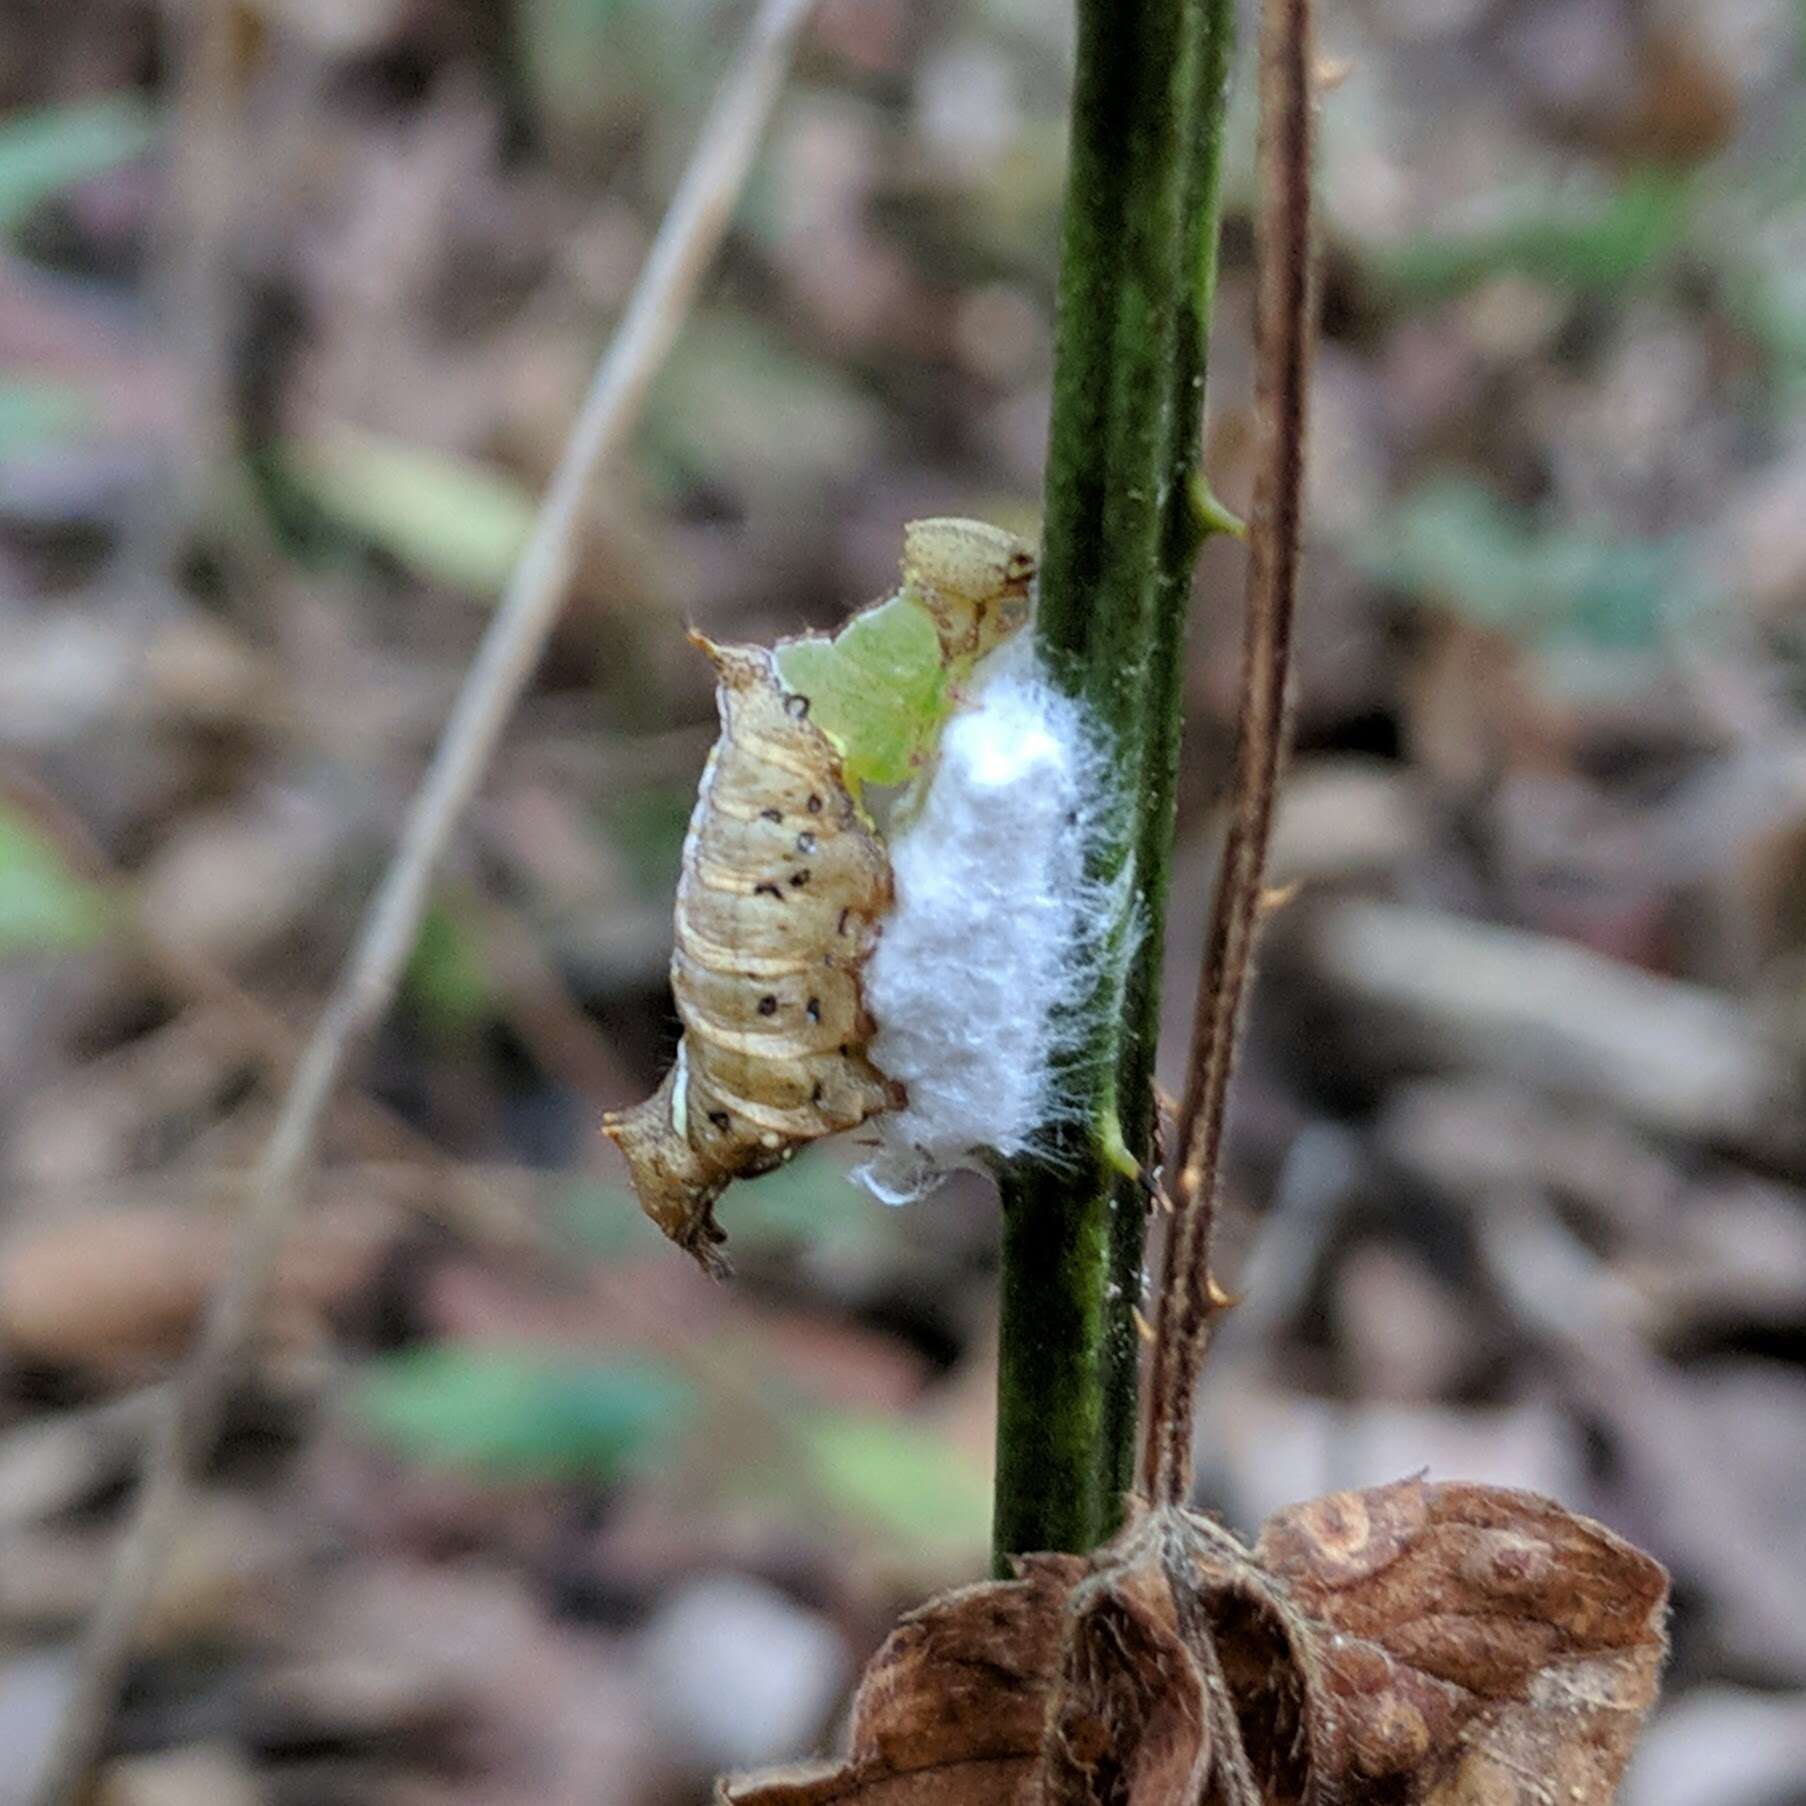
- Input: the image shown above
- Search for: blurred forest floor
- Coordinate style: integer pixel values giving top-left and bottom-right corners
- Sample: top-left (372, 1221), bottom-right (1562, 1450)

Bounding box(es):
top-left (4, 0), bottom-right (1806, 1802)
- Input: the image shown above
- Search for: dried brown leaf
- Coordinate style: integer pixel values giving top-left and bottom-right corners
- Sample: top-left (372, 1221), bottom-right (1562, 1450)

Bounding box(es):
top-left (0, 1202), bottom-right (398, 1375)
top-left (724, 1481), bottom-right (1665, 1806)
top-left (719, 1555), bottom-right (1084, 1806)
top-left (1250, 1479), bottom-right (1669, 1803)
top-left (1043, 1547), bottom-right (1210, 1806)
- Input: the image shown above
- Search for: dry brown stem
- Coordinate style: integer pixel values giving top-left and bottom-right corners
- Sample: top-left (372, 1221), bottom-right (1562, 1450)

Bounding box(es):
top-left (1142, 0), bottom-right (1318, 1507)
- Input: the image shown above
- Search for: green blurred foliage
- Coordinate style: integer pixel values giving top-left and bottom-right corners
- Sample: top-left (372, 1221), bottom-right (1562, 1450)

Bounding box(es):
top-left (1362, 478), bottom-right (1719, 667)
top-left (801, 1412), bottom-right (990, 1553)
top-left (1691, 103), bottom-right (1806, 399)
top-left (1367, 107), bottom-right (1806, 405)
top-left (349, 1335), bottom-right (986, 1557)
top-left (601, 785), bottom-right (697, 902)
top-left (0, 94), bottom-right (155, 235)
top-left (349, 1344), bottom-right (692, 1481)
top-left (0, 96), bottom-right (159, 464)
top-left (516, 0), bottom-right (712, 154)
top-left (1371, 173), bottom-right (1693, 300)
top-left (0, 376), bottom-right (97, 458)
top-left (643, 315), bottom-right (883, 501)
top-left (0, 803), bottom-right (115, 954)
top-left (404, 902), bottom-right (497, 1032)
top-left (281, 426), bottom-right (536, 598)
top-left (561, 1147), bottom-right (897, 1263)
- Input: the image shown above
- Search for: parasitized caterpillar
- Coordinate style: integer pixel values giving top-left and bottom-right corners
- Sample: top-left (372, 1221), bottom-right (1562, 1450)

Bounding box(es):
top-left (605, 520), bottom-right (1037, 1271)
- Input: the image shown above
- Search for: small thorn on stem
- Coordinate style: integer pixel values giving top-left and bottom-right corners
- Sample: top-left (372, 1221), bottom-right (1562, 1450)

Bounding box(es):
top-left (1189, 476), bottom-right (1248, 541)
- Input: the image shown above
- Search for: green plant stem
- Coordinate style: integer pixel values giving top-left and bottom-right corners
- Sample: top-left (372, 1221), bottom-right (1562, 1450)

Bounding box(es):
top-left (993, 0), bottom-right (1237, 1568)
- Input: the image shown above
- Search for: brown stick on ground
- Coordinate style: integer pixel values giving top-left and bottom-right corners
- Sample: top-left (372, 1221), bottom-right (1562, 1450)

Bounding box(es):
top-left (30, 2), bottom-right (819, 1797)
top-left (1142, 0), bottom-right (1318, 1509)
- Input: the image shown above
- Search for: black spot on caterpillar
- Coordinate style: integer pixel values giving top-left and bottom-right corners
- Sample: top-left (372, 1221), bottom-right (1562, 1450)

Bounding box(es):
top-left (602, 635), bottom-right (901, 1273)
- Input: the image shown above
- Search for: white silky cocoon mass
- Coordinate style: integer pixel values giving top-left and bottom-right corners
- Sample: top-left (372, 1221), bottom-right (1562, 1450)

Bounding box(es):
top-left (855, 636), bottom-right (1116, 1204)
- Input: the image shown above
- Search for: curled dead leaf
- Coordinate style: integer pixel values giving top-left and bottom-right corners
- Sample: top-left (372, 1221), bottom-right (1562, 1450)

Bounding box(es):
top-left (1044, 1529), bottom-right (1210, 1806)
top-left (1254, 1479), bottom-right (1669, 1803)
top-left (719, 1555), bottom-right (1084, 1806)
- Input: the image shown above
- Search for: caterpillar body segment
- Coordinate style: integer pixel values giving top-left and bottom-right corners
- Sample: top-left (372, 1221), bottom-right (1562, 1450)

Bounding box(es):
top-left (603, 635), bottom-right (900, 1272)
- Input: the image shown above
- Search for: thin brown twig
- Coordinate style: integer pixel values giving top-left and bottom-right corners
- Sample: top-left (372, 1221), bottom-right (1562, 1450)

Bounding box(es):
top-left (31, 2), bottom-right (817, 1794)
top-left (1142, 0), bottom-right (1317, 1508)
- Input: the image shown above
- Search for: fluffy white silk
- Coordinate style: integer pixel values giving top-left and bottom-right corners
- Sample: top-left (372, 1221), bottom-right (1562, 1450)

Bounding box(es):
top-left (854, 637), bottom-right (1120, 1203)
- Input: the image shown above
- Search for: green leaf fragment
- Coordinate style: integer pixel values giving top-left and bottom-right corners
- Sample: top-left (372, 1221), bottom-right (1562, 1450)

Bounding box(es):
top-left (281, 425), bottom-right (535, 597)
top-left (349, 1344), bottom-right (692, 1482)
top-left (1363, 478), bottom-right (1716, 662)
top-left (0, 95), bottom-right (157, 236)
top-left (0, 804), bottom-right (114, 954)
top-left (644, 315), bottom-right (883, 500)
top-left (1370, 172), bottom-right (1692, 301)
top-left (404, 902), bottom-right (494, 1031)
top-left (802, 1411), bottom-right (991, 1552)
top-left (560, 1152), bottom-right (892, 1262)
top-left (0, 376), bottom-right (98, 459)
top-left (774, 593), bottom-right (951, 791)
top-left (602, 784), bottom-right (696, 901)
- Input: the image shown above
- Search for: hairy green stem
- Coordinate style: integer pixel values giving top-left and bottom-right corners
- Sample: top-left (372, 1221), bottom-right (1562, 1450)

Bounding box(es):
top-left (993, 0), bottom-right (1237, 1566)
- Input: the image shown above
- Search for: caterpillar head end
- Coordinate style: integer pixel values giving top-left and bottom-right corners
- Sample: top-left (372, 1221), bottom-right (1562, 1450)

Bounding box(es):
top-left (602, 1081), bottom-right (733, 1280)
top-left (900, 518), bottom-right (1037, 665)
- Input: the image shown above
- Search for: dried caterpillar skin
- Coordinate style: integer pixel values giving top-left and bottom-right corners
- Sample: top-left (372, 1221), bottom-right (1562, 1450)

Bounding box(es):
top-left (604, 635), bottom-right (899, 1272)
top-left (902, 517), bottom-right (1036, 666)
